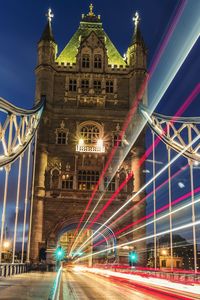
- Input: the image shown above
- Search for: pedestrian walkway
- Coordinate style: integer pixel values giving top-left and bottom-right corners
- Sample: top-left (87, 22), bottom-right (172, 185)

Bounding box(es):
top-left (0, 272), bottom-right (55, 300)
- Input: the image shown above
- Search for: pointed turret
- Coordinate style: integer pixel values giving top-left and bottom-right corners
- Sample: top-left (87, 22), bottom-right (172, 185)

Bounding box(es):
top-left (35, 9), bottom-right (57, 104)
top-left (39, 19), bottom-right (55, 43)
top-left (37, 8), bottom-right (57, 65)
top-left (127, 12), bottom-right (147, 68)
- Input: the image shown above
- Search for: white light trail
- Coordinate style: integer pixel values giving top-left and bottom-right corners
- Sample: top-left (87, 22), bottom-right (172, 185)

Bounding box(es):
top-left (118, 196), bottom-right (200, 238)
top-left (73, 134), bottom-right (200, 256)
top-left (76, 267), bottom-right (200, 295)
top-left (70, 2), bottom-right (200, 255)
top-left (75, 219), bottom-right (200, 262)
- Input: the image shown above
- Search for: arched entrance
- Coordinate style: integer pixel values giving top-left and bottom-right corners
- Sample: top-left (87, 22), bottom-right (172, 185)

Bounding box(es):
top-left (45, 218), bottom-right (117, 265)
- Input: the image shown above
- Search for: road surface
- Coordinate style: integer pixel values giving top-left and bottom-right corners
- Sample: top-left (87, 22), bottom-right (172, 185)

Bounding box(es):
top-left (62, 270), bottom-right (200, 300)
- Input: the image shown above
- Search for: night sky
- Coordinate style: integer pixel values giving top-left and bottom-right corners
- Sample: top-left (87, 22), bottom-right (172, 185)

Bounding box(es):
top-left (0, 1), bottom-right (199, 249)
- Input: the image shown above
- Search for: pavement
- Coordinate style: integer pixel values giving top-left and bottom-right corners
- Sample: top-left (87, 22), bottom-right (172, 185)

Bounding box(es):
top-left (0, 272), bottom-right (56, 300)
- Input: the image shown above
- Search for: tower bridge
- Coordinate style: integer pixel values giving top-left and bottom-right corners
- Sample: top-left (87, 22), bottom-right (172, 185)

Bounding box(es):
top-left (0, 3), bottom-right (200, 299)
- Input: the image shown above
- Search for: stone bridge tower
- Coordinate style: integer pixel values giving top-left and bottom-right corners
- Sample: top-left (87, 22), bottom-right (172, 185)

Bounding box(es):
top-left (30, 5), bottom-right (147, 264)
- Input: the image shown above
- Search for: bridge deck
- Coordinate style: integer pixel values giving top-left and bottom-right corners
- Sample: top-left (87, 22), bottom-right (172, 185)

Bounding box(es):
top-left (0, 272), bottom-right (55, 300)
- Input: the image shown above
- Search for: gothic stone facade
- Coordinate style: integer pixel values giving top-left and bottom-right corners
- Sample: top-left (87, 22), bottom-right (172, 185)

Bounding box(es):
top-left (30, 7), bottom-right (147, 264)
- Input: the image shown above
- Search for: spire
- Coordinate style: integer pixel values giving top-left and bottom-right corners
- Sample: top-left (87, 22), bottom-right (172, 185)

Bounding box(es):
top-left (39, 8), bottom-right (55, 43)
top-left (81, 3), bottom-right (101, 23)
top-left (130, 12), bottom-right (145, 48)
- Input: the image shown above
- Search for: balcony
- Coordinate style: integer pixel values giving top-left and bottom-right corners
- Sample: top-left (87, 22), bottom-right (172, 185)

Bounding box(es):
top-left (76, 139), bottom-right (105, 153)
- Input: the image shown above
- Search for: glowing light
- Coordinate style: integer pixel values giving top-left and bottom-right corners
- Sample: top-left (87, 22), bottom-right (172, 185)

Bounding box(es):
top-left (161, 249), bottom-right (168, 256)
top-left (178, 181), bottom-right (185, 189)
top-left (97, 139), bottom-right (103, 147)
top-left (79, 139), bottom-right (84, 146)
top-left (3, 240), bottom-right (11, 249)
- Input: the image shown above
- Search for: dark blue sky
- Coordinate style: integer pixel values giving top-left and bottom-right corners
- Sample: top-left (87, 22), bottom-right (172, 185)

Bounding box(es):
top-left (0, 1), bottom-right (199, 248)
top-left (0, 0), bottom-right (199, 115)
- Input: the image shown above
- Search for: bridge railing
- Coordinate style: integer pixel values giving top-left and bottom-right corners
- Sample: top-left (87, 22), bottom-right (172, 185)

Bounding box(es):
top-left (0, 263), bottom-right (28, 277)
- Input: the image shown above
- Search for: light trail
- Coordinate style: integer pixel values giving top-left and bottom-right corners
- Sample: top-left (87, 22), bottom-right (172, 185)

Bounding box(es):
top-left (69, 1), bottom-right (188, 254)
top-left (69, 76), bottom-right (148, 254)
top-left (87, 172), bottom-right (133, 230)
top-left (71, 1), bottom-right (200, 255)
top-left (74, 266), bottom-right (200, 296)
top-left (91, 179), bottom-right (198, 248)
top-left (73, 133), bottom-right (200, 256)
top-left (73, 83), bottom-right (200, 255)
top-left (73, 82), bottom-right (199, 254)
top-left (118, 192), bottom-right (200, 238)
top-left (89, 164), bottom-right (189, 249)
top-left (75, 219), bottom-right (200, 262)
top-left (77, 191), bottom-right (200, 256)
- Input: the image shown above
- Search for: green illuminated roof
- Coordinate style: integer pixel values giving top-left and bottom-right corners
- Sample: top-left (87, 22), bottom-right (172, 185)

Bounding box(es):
top-left (56, 20), bottom-right (126, 66)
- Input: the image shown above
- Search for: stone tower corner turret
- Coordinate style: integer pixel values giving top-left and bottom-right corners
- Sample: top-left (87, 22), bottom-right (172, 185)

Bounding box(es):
top-left (37, 8), bottom-right (57, 66)
top-left (127, 12), bottom-right (147, 69)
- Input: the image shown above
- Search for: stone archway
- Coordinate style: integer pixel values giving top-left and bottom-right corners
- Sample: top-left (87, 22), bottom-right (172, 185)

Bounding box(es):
top-left (45, 216), bottom-right (118, 265)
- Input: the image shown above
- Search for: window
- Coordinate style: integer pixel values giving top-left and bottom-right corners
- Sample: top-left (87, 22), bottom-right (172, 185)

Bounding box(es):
top-left (78, 170), bottom-right (99, 190)
top-left (81, 80), bottom-right (89, 93)
top-left (94, 54), bottom-right (102, 69)
top-left (57, 132), bottom-right (67, 145)
top-left (62, 174), bottom-right (73, 190)
top-left (80, 124), bottom-right (100, 144)
top-left (82, 54), bottom-right (90, 68)
top-left (113, 134), bottom-right (122, 147)
top-left (52, 169), bottom-right (60, 189)
top-left (93, 80), bottom-right (101, 94)
top-left (106, 80), bottom-right (114, 93)
top-left (104, 176), bottom-right (115, 192)
top-left (69, 79), bottom-right (77, 92)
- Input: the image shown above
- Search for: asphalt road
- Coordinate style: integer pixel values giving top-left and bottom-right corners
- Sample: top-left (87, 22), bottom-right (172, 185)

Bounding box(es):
top-left (0, 272), bottom-right (55, 300)
top-left (62, 270), bottom-right (200, 300)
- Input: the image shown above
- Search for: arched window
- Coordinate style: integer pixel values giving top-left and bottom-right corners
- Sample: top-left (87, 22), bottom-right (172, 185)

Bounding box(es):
top-left (55, 121), bottom-right (69, 145)
top-left (94, 54), bottom-right (102, 69)
top-left (62, 174), bottom-right (73, 190)
top-left (80, 124), bottom-right (100, 144)
top-left (82, 54), bottom-right (90, 68)
top-left (78, 170), bottom-right (99, 190)
top-left (51, 169), bottom-right (60, 189)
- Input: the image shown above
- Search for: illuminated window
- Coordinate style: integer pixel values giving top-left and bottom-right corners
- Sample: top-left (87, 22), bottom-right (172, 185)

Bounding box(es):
top-left (62, 174), bottom-right (73, 190)
top-left (81, 80), bottom-right (89, 93)
top-left (94, 54), bottom-right (102, 69)
top-left (69, 79), bottom-right (77, 92)
top-left (104, 176), bottom-right (115, 192)
top-left (93, 80), bottom-right (101, 94)
top-left (106, 80), bottom-right (114, 93)
top-left (82, 54), bottom-right (90, 68)
top-left (78, 170), bottom-right (99, 190)
top-left (80, 124), bottom-right (100, 144)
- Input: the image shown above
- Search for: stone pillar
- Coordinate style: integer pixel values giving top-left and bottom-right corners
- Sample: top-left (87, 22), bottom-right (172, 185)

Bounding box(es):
top-left (30, 145), bottom-right (47, 262)
top-left (131, 144), bottom-right (146, 266)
